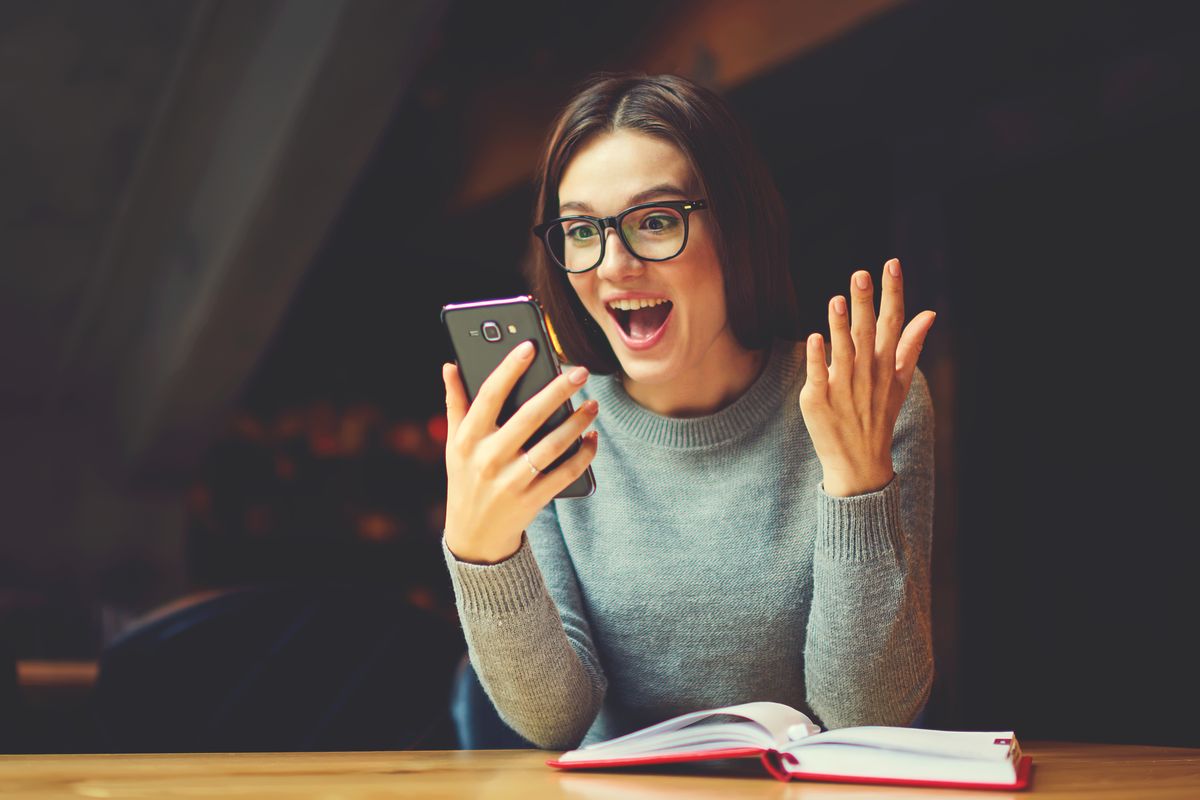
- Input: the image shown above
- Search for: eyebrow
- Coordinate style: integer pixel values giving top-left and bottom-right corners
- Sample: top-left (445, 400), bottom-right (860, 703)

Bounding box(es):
top-left (558, 183), bottom-right (691, 215)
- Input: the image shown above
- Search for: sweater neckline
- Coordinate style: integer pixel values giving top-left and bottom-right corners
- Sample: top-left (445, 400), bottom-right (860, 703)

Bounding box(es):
top-left (585, 339), bottom-right (804, 449)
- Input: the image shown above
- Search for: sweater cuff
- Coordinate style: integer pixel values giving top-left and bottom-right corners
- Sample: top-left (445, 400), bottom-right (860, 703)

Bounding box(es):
top-left (442, 533), bottom-right (548, 616)
top-left (816, 475), bottom-right (904, 562)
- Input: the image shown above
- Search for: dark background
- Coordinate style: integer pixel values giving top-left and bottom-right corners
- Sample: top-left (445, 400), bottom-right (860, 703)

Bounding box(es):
top-left (1, 0), bottom-right (1196, 751)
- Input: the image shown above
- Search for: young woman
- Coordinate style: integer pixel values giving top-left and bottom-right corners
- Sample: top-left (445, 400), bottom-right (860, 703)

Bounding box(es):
top-left (441, 73), bottom-right (937, 749)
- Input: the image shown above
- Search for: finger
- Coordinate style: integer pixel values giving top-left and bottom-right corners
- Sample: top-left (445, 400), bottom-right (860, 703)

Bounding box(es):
top-left (533, 429), bottom-right (598, 503)
top-left (804, 333), bottom-right (829, 391)
top-left (495, 364), bottom-right (590, 454)
top-left (458, 340), bottom-right (536, 441)
top-left (522, 399), bottom-right (599, 480)
top-left (443, 363), bottom-right (469, 442)
top-left (895, 310), bottom-right (937, 390)
top-left (875, 258), bottom-right (905, 374)
top-left (849, 270), bottom-right (877, 386)
top-left (827, 295), bottom-right (852, 385)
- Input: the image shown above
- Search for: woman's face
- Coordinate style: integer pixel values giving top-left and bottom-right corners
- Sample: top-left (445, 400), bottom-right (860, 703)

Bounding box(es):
top-left (559, 130), bottom-right (735, 387)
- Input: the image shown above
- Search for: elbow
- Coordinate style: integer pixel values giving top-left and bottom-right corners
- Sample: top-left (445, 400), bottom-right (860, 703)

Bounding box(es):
top-left (809, 662), bottom-right (933, 730)
top-left (505, 683), bottom-right (605, 750)
top-left (510, 700), bottom-right (600, 751)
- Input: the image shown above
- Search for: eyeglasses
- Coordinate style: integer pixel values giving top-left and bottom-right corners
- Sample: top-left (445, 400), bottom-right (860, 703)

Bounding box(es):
top-left (532, 199), bottom-right (708, 273)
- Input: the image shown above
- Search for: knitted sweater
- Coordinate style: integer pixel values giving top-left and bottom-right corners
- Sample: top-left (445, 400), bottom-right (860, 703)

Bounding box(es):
top-left (443, 340), bottom-right (934, 749)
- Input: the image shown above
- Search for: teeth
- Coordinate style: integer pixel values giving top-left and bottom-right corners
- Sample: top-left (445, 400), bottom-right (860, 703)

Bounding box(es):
top-left (607, 297), bottom-right (669, 311)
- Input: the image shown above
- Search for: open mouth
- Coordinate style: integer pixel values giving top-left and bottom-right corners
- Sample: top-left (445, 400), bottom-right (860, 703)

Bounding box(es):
top-left (606, 298), bottom-right (673, 345)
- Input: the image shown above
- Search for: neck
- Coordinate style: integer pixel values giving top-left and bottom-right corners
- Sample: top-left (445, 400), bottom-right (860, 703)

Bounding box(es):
top-left (623, 337), bottom-right (767, 418)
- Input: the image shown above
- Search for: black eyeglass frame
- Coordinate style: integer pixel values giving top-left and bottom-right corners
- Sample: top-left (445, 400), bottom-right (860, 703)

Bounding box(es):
top-left (532, 199), bottom-right (708, 274)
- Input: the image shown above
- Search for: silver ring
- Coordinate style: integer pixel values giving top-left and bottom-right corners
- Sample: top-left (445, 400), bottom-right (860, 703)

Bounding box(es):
top-left (523, 451), bottom-right (541, 476)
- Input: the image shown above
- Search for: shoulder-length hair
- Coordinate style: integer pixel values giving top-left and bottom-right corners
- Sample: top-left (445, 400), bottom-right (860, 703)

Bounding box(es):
top-left (525, 72), bottom-right (799, 374)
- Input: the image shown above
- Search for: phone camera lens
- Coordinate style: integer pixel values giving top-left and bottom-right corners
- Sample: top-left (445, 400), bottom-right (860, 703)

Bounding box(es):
top-left (481, 321), bottom-right (502, 342)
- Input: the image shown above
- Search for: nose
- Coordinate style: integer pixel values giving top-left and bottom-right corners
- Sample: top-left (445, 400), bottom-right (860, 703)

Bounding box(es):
top-left (594, 225), bottom-right (643, 282)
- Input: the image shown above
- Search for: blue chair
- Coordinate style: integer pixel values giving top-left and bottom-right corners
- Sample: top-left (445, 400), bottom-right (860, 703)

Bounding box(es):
top-left (449, 654), bottom-right (533, 748)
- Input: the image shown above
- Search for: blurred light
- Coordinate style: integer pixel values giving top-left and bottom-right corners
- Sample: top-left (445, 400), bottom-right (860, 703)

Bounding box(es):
top-left (426, 415), bottom-right (448, 444)
top-left (273, 409), bottom-right (305, 440)
top-left (306, 401), bottom-right (340, 457)
top-left (274, 455), bottom-right (296, 481)
top-left (408, 585), bottom-right (436, 610)
top-left (388, 422), bottom-right (424, 456)
top-left (337, 415), bottom-right (369, 456)
top-left (230, 413), bottom-right (266, 442)
top-left (356, 512), bottom-right (400, 543)
top-left (309, 431), bottom-right (340, 458)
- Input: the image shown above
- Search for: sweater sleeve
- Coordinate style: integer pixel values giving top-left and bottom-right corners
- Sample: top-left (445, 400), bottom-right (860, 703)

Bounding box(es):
top-left (803, 367), bottom-right (935, 728)
top-left (442, 503), bottom-right (606, 748)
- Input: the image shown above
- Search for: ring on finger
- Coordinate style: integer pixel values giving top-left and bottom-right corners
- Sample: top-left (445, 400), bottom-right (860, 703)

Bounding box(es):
top-left (523, 451), bottom-right (541, 476)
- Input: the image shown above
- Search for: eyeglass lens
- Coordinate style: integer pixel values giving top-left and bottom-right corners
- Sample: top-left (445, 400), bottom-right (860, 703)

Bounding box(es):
top-left (545, 206), bottom-right (687, 272)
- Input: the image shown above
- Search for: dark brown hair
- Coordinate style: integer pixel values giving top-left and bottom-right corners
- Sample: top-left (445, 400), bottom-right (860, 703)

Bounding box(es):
top-left (526, 72), bottom-right (798, 374)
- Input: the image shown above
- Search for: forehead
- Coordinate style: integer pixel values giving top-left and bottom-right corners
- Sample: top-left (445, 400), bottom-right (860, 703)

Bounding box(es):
top-left (558, 130), bottom-right (694, 211)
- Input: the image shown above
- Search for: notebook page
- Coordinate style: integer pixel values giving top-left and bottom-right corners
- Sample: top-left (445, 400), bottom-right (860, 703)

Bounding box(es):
top-left (783, 744), bottom-right (1018, 785)
top-left (788, 727), bottom-right (1016, 761)
top-left (575, 701), bottom-right (814, 753)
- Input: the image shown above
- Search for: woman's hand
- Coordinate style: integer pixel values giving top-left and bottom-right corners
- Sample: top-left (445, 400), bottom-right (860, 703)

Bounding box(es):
top-left (799, 258), bottom-right (936, 497)
top-left (442, 342), bottom-right (599, 564)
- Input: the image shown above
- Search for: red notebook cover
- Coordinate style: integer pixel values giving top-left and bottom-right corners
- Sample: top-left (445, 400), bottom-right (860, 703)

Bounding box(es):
top-left (547, 749), bottom-right (1033, 790)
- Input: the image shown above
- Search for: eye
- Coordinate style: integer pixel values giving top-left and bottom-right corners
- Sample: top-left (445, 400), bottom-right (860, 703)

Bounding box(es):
top-left (640, 213), bottom-right (680, 233)
top-left (566, 223), bottom-right (599, 243)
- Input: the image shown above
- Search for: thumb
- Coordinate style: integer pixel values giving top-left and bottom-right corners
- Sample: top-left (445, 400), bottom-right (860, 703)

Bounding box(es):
top-left (895, 310), bottom-right (936, 391)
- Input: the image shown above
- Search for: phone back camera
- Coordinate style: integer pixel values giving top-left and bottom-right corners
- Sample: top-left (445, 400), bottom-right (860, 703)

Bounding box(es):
top-left (481, 321), bottom-right (502, 342)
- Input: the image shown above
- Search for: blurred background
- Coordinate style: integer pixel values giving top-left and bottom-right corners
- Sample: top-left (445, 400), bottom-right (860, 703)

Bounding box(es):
top-left (1, 0), bottom-right (1196, 753)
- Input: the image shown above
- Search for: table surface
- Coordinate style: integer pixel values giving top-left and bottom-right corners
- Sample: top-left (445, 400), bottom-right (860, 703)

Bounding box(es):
top-left (2, 741), bottom-right (1198, 799)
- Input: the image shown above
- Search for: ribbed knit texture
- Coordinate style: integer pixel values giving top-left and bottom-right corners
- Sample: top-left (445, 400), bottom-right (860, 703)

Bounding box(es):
top-left (444, 340), bottom-right (935, 749)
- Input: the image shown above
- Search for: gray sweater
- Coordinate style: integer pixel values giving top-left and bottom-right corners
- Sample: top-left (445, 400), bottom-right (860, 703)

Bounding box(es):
top-left (443, 340), bottom-right (934, 749)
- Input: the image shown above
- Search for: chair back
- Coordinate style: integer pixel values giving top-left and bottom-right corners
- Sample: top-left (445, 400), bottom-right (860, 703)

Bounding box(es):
top-left (95, 584), bottom-right (463, 751)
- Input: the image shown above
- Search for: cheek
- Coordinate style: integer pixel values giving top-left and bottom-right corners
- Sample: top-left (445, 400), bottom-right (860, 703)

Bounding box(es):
top-left (679, 242), bottom-right (727, 321)
top-left (567, 273), bottom-right (599, 313)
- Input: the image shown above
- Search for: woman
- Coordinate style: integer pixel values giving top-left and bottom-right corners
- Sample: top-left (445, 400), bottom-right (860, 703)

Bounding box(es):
top-left (441, 73), bottom-right (937, 749)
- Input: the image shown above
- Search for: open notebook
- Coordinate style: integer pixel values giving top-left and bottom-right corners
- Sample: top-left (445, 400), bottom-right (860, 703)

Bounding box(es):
top-left (548, 701), bottom-right (1031, 790)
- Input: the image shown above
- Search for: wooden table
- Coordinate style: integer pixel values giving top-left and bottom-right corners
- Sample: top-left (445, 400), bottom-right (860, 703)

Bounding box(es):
top-left (1, 742), bottom-right (1198, 799)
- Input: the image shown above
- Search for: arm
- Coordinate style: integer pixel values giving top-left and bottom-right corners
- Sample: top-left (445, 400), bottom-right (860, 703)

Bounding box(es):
top-left (438, 340), bottom-right (603, 748)
top-left (803, 367), bottom-right (934, 727)
top-left (797, 258), bottom-right (937, 726)
top-left (443, 503), bottom-right (606, 749)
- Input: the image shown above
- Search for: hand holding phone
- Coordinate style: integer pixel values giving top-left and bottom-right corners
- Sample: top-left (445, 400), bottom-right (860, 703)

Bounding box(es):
top-left (441, 296), bottom-right (598, 564)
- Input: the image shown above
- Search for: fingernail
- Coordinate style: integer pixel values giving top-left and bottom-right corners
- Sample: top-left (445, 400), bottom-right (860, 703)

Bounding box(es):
top-left (587, 430), bottom-right (599, 443)
top-left (833, 296), bottom-right (847, 315)
top-left (583, 399), bottom-right (598, 414)
top-left (888, 259), bottom-right (901, 278)
top-left (567, 365), bottom-right (589, 384)
top-left (516, 341), bottom-right (534, 357)
top-left (855, 272), bottom-right (870, 291)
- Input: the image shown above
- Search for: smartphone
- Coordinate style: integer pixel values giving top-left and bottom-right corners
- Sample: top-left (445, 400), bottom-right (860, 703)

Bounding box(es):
top-left (441, 295), bottom-right (596, 499)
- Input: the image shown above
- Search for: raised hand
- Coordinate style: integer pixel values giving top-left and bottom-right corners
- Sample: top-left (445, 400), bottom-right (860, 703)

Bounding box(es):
top-left (442, 343), bottom-right (599, 564)
top-left (798, 258), bottom-right (936, 497)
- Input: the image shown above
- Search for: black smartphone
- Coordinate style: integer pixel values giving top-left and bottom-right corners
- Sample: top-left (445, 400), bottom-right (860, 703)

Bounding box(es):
top-left (441, 295), bottom-right (596, 499)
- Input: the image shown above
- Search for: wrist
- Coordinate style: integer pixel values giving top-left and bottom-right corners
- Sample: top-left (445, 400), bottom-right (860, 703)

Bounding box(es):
top-left (445, 529), bottom-right (524, 565)
top-left (821, 463), bottom-right (895, 498)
